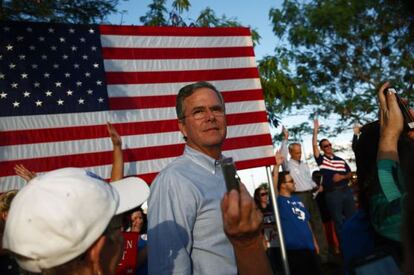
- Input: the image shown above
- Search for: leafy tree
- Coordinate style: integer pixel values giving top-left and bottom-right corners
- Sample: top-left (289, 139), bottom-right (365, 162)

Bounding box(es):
top-left (0, 0), bottom-right (121, 23)
top-left (266, 0), bottom-right (414, 135)
top-left (139, 0), bottom-right (261, 46)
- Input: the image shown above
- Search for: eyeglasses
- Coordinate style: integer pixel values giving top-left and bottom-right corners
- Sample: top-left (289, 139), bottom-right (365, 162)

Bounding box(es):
top-left (183, 106), bottom-right (225, 120)
top-left (322, 143), bottom-right (332, 149)
top-left (260, 192), bottom-right (268, 197)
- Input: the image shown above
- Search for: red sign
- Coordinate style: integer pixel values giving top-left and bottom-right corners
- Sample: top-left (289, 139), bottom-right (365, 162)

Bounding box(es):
top-left (116, 232), bottom-right (139, 275)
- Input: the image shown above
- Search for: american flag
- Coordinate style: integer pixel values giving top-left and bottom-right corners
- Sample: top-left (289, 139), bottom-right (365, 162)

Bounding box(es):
top-left (0, 21), bottom-right (275, 191)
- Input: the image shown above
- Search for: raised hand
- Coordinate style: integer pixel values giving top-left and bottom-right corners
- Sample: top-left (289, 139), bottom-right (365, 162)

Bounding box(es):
top-left (14, 164), bottom-right (37, 182)
top-left (274, 150), bottom-right (284, 166)
top-left (353, 123), bottom-right (361, 135)
top-left (282, 126), bottom-right (289, 140)
top-left (313, 119), bottom-right (319, 130)
top-left (378, 82), bottom-right (403, 139)
top-left (107, 122), bottom-right (122, 147)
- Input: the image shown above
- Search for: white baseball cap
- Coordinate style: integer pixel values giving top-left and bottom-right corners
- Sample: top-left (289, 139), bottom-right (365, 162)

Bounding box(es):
top-left (2, 167), bottom-right (150, 273)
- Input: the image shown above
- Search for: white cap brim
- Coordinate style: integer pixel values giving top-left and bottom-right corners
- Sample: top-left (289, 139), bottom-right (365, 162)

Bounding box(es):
top-left (111, 176), bottom-right (150, 214)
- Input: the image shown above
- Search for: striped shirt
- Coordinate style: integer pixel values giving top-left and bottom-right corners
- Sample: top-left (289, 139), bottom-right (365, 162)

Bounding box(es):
top-left (315, 154), bottom-right (351, 189)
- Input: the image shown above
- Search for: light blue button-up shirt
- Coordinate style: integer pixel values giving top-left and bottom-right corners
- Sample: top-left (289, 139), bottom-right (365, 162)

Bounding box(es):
top-left (280, 140), bottom-right (317, 192)
top-left (147, 145), bottom-right (237, 275)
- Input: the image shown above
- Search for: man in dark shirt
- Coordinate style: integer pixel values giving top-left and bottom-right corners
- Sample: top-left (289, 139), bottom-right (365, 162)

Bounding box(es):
top-left (312, 119), bottom-right (356, 238)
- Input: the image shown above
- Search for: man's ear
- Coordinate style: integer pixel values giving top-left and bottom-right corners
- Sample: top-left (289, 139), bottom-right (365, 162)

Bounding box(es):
top-left (178, 119), bottom-right (187, 139)
top-left (1, 211), bottom-right (8, 221)
top-left (87, 235), bottom-right (107, 275)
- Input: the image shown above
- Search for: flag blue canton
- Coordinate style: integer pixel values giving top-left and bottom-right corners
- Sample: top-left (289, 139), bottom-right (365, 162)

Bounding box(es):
top-left (0, 21), bottom-right (109, 117)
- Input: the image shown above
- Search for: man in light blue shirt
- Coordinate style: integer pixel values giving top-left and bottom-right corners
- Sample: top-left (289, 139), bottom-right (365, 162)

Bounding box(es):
top-left (147, 82), bottom-right (237, 274)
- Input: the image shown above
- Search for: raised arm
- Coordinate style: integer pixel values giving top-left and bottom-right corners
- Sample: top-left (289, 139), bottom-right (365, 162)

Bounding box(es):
top-left (312, 119), bottom-right (321, 158)
top-left (107, 122), bottom-right (124, 182)
top-left (352, 123), bottom-right (361, 152)
top-left (14, 164), bottom-right (37, 182)
top-left (377, 82), bottom-right (402, 161)
top-left (221, 184), bottom-right (272, 275)
top-left (272, 151), bottom-right (284, 192)
top-left (280, 127), bottom-right (289, 171)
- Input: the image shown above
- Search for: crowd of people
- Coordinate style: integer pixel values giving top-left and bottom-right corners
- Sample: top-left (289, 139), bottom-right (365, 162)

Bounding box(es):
top-left (0, 81), bottom-right (413, 275)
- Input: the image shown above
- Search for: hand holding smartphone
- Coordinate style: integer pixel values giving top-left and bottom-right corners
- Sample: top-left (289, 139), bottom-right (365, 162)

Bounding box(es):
top-left (220, 157), bottom-right (241, 192)
top-left (384, 87), bottom-right (414, 131)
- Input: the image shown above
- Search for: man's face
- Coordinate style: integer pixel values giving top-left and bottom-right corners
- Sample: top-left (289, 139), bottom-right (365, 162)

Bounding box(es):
top-left (289, 144), bottom-right (302, 161)
top-left (320, 140), bottom-right (333, 155)
top-left (178, 87), bottom-right (227, 156)
top-left (284, 174), bottom-right (296, 193)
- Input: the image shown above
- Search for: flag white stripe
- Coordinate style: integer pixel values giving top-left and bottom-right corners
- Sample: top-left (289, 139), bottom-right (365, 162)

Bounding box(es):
top-left (319, 165), bottom-right (347, 172)
top-left (0, 100), bottom-right (265, 131)
top-left (103, 57), bottom-right (256, 72)
top-left (101, 35), bottom-right (253, 48)
top-left (2, 145), bottom-right (274, 190)
top-left (107, 78), bottom-right (261, 97)
top-left (2, 123), bottom-right (270, 161)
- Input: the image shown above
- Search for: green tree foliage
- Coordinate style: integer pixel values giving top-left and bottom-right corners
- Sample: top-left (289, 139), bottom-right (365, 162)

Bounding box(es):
top-left (139, 0), bottom-right (261, 46)
top-left (0, 0), bottom-right (120, 23)
top-left (266, 0), bottom-right (414, 134)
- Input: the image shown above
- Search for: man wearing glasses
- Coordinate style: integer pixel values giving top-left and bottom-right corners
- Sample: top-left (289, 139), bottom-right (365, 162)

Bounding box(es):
top-left (147, 82), bottom-right (271, 275)
top-left (312, 119), bottom-right (355, 239)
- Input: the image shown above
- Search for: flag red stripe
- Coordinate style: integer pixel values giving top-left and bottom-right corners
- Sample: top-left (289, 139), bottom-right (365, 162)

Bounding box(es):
top-left (0, 111), bottom-right (268, 146)
top-left (235, 157), bottom-right (276, 170)
top-left (109, 89), bottom-right (264, 110)
top-left (102, 47), bottom-right (255, 59)
top-left (105, 68), bottom-right (259, 84)
top-left (131, 156), bottom-right (276, 185)
top-left (99, 25), bottom-right (251, 36)
top-left (0, 134), bottom-right (272, 177)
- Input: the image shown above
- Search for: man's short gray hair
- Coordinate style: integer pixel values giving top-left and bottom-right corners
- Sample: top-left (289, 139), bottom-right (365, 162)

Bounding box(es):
top-left (176, 81), bottom-right (225, 120)
top-left (288, 142), bottom-right (301, 151)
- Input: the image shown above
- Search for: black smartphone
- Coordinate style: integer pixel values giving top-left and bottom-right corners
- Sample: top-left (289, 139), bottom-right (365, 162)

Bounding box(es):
top-left (220, 157), bottom-right (240, 192)
top-left (385, 87), bottom-right (414, 131)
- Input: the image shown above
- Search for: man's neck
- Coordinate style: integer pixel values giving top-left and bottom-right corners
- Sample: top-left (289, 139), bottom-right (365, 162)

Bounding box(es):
top-left (187, 143), bottom-right (222, 160)
top-left (279, 190), bottom-right (291, 197)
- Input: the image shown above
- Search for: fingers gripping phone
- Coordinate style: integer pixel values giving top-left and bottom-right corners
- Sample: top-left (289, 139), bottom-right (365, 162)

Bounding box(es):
top-left (385, 88), bottom-right (414, 131)
top-left (220, 157), bottom-right (241, 192)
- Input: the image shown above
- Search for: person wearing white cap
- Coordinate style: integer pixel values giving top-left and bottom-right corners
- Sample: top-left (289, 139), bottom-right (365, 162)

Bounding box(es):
top-left (2, 167), bottom-right (150, 275)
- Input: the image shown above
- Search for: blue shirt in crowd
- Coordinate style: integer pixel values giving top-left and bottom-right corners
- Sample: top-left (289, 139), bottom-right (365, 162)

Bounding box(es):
top-left (277, 195), bottom-right (315, 250)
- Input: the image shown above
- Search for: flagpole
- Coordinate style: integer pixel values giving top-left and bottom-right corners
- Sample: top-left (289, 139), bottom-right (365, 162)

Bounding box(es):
top-left (266, 165), bottom-right (290, 275)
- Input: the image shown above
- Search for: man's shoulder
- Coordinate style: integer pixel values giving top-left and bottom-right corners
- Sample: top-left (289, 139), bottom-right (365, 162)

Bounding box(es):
top-left (158, 155), bottom-right (188, 175)
top-left (149, 156), bottom-right (200, 205)
top-left (314, 153), bottom-right (324, 163)
top-left (152, 153), bottom-right (208, 186)
top-left (331, 154), bottom-right (350, 165)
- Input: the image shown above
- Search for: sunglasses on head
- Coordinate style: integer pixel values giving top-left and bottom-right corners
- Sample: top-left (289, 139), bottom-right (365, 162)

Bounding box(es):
top-left (260, 192), bottom-right (268, 197)
top-left (322, 143), bottom-right (332, 149)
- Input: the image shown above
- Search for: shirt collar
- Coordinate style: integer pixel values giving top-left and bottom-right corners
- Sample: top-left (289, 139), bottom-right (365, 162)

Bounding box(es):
top-left (323, 154), bottom-right (335, 159)
top-left (290, 158), bottom-right (301, 165)
top-left (184, 145), bottom-right (223, 174)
